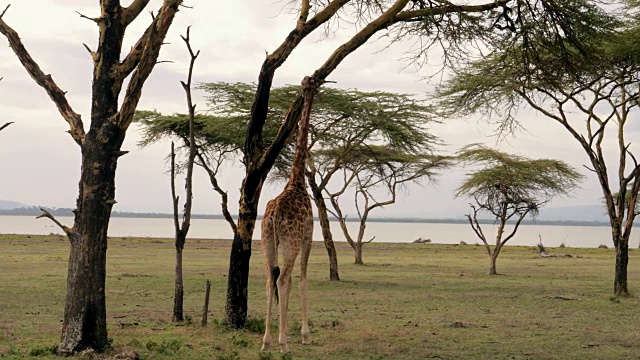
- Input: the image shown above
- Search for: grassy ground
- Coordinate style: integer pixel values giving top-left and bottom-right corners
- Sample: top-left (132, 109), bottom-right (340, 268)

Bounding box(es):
top-left (0, 234), bottom-right (639, 359)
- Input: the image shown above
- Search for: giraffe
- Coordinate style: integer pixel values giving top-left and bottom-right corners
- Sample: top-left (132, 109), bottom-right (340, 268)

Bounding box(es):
top-left (260, 76), bottom-right (318, 353)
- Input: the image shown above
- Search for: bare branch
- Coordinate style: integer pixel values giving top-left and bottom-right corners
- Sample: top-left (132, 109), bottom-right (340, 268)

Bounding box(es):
top-left (118, 21), bottom-right (154, 81)
top-left (0, 11), bottom-right (85, 145)
top-left (0, 121), bottom-right (14, 132)
top-left (36, 208), bottom-right (72, 235)
top-left (298, 0), bottom-right (311, 27)
top-left (0, 4), bottom-right (9, 19)
top-left (82, 43), bottom-right (98, 63)
top-left (75, 11), bottom-right (100, 24)
top-left (122, 0), bottom-right (151, 27)
top-left (170, 142), bottom-right (181, 233)
top-left (118, 0), bottom-right (184, 128)
top-left (197, 152), bottom-right (238, 236)
top-left (395, 0), bottom-right (509, 21)
top-left (177, 25), bottom-right (199, 238)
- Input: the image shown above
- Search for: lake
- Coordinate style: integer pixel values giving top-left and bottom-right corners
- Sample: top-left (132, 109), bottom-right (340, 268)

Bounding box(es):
top-left (0, 215), bottom-right (628, 248)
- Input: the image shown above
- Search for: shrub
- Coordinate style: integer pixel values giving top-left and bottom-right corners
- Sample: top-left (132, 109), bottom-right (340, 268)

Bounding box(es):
top-left (27, 345), bottom-right (56, 357)
top-left (243, 317), bottom-right (265, 333)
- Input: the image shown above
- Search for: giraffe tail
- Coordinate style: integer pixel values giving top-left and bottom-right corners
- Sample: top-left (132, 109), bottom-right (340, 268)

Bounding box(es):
top-left (272, 266), bottom-right (280, 304)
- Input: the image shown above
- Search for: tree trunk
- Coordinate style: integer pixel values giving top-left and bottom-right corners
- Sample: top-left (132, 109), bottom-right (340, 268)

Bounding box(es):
top-left (614, 241), bottom-right (629, 296)
top-left (224, 194), bottom-right (257, 328)
top-left (489, 254), bottom-right (497, 275)
top-left (173, 238), bottom-right (185, 322)
top-left (310, 181), bottom-right (340, 281)
top-left (354, 242), bottom-right (364, 265)
top-left (58, 137), bottom-right (120, 354)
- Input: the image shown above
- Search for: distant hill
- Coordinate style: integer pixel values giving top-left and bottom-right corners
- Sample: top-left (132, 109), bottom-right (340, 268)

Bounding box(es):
top-left (0, 200), bottom-right (28, 210)
top-left (0, 201), bottom-right (613, 224)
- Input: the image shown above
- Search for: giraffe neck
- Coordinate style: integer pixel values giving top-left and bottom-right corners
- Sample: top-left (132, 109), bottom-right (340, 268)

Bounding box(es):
top-left (288, 77), bottom-right (316, 187)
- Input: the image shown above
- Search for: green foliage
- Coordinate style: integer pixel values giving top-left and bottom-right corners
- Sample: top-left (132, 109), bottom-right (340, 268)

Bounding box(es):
top-left (228, 333), bottom-right (250, 348)
top-left (457, 144), bottom-right (583, 217)
top-left (138, 83), bottom-right (439, 160)
top-left (215, 350), bottom-right (239, 360)
top-left (145, 338), bottom-right (183, 354)
top-left (436, 1), bottom-right (628, 132)
top-left (242, 317), bottom-right (265, 333)
top-left (138, 82), bottom-right (445, 193)
top-left (27, 345), bottom-right (56, 356)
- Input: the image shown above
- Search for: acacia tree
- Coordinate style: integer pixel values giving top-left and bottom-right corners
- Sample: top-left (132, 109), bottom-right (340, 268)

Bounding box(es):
top-left (0, 1), bottom-right (183, 353)
top-left (139, 85), bottom-right (439, 279)
top-left (284, 92), bottom-right (446, 265)
top-left (437, 16), bottom-right (640, 294)
top-left (226, 0), bottom-right (551, 328)
top-left (456, 145), bottom-right (583, 275)
top-left (324, 146), bottom-right (449, 264)
top-left (170, 28), bottom-right (199, 323)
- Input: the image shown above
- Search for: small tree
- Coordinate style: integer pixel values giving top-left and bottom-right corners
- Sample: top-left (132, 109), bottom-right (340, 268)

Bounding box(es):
top-left (170, 28), bottom-right (199, 323)
top-left (456, 145), bottom-right (582, 275)
top-left (324, 146), bottom-right (449, 264)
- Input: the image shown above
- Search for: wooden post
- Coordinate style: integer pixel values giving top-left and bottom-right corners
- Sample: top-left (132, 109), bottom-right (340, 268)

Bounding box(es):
top-left (202, 279), bottom-right (211, 327)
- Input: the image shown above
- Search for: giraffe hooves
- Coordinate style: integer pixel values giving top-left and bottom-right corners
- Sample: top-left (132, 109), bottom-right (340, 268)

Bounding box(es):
top-left (279, 345), bottom-right (290, 353)
top-left (261, 343), bottom-right (270, 351)
top-left (302, 339), bottom-right (312, 345)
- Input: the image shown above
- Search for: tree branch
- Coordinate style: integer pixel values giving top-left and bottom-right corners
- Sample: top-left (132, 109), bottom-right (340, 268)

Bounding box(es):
top-left (122, 0), bottom-right (151, 27)
top-left (298, 0), bottom-right (311, 28)
top-left (197, 152), bottom-right (238, 237)
top-left (0, 122), bottom-right (14, 132)
top-left (0, 10), bottom-right (85, 145)
top-left (36, 208), bottom-right (72, 236)
top-left (118, 0), bottom-right (183, 128)
top-left (75, 11), bottom-right (100, 24)
top-left (395, 0), bottom-right (509, 20)
top-left (170, 142), bottom-right (181, 233)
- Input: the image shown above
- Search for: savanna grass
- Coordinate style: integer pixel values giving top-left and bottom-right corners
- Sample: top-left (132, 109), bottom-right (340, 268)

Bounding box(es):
top-left (0, 234), bottom-right (639, 359)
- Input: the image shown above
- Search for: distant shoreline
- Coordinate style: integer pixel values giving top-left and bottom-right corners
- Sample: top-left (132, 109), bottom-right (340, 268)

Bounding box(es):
top-left (0, 209), bottom-right (613, 227)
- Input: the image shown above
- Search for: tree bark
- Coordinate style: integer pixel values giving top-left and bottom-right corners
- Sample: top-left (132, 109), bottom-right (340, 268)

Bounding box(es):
top-left (0, 1), bottom-right (184, 353)
top-left (614, 240), bottom-right (629, 296)
top-left (224, 195), bottom-right (257, 328)
top-left (59, 134), bottom-right (122, 354)
top-left (489, 253), bottom-right (498, 275)
top-left (354, 242), bottom-right (364, 265)
top-left (173, 237), bottom-right (185, 322)
top-left (309, 176), bottom-right (340, 281)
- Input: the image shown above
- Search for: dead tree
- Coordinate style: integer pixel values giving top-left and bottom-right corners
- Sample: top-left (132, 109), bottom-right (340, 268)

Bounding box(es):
top-left (171, 27), bottom-right (199, 323)
top-left (0, 1), bottom-right (183, 354)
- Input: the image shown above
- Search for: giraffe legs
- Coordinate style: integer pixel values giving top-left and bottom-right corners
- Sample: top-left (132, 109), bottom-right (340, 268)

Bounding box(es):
top-left (277, 265), bottom-right (293, 353)
top-left (261, 221), bottom-right (277, 352)
top-left (261, 276), bottom-right (274, 351)
top-left (300, 234), bottom-right (312, 345)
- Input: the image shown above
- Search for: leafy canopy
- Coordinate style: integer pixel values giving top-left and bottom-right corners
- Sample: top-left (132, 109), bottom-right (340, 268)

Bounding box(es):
top-left (137, 82), bottom-right (441, 174)
top-left (456, 144), bottom-right (583, 214)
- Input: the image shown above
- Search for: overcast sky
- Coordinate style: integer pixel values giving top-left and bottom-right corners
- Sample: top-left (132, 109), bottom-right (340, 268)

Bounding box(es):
top-left (0, 0), bottom-right (619, 219)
